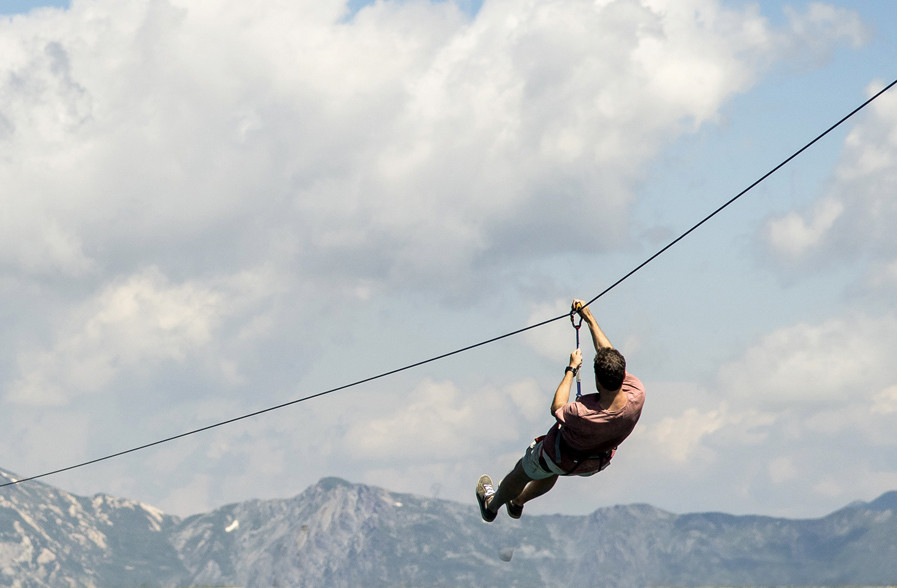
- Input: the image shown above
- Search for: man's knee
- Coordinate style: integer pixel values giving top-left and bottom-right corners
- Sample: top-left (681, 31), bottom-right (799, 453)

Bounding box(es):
top-left (512, 459), bottom-right (535, 481)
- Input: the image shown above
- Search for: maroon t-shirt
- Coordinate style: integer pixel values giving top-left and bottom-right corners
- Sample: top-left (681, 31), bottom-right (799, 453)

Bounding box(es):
top-left (542, 373), bottom-right (645, 474)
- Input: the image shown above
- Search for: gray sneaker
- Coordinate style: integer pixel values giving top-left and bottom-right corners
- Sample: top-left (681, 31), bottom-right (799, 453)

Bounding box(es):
top-left (476, 474), bottom-right (497, 522)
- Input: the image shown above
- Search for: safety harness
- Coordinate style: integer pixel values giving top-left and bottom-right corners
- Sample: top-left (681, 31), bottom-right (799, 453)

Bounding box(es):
top-left (537, 430), bottom-right (616, 476)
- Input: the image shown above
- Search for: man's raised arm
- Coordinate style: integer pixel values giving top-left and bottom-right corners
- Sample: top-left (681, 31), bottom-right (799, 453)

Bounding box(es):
top-left (573, 299), bottom-right (614, 351)
top-left (551, 348), bottom-right (583, 414)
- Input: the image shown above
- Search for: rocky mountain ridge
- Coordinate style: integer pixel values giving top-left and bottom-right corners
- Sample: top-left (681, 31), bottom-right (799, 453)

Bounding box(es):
top-left (1, 468), bottom-right (896, 587)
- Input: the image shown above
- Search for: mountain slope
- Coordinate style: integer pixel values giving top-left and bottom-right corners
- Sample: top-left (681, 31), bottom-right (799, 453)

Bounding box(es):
top-left (2, 468), bottom-right (897, 587)
top-left (0, 468), bottom-right (184, 587)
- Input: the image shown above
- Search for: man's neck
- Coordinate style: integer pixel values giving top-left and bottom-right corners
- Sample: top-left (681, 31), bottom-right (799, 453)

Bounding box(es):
top-left (598, 387), bottom-right (626, 411)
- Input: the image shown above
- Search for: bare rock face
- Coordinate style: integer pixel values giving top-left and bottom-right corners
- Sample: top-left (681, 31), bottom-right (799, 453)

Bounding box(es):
top-left (0, 469), bottom-right (184, 587)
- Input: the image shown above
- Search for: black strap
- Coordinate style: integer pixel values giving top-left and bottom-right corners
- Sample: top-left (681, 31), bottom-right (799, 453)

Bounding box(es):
top-left (551, 428), bottom-right (615, 475)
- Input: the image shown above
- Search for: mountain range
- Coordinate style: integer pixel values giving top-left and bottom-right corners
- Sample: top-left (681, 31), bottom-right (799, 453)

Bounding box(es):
top-left (1, 467), bottom-right (896, 587)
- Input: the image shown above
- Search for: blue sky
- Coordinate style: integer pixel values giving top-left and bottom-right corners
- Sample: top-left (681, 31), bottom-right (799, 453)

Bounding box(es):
top-left (0, 0), bottom-right (68, 14)
top-left (1, 0), bottom-right (896, 521)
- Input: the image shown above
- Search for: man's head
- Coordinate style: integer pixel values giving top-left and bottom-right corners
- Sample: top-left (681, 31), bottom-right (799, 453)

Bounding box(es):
top-left (593, 348), bottom-right (626, 391)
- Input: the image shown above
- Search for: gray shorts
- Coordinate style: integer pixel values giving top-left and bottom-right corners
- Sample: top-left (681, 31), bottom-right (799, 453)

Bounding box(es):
top-left (521, 438), bottom-right (566, 479)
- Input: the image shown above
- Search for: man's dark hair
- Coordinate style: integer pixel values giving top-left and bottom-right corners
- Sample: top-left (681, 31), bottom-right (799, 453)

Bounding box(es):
top-left (593, 348), bottom-right (626, 391)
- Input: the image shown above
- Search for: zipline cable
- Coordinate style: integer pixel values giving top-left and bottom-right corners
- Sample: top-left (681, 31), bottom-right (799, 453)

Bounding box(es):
top-left (3, 78), bottom-right (895, 491)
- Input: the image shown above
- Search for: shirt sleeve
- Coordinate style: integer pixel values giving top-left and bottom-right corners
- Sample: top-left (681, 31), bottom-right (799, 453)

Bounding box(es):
top-left (554, 401), bottom-right (580, 425)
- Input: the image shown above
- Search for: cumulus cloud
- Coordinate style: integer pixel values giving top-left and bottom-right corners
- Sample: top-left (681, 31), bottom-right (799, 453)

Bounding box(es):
top-left (1, 0), bottom-right (863, 297)
top-left (767, 456), bottom-right (797, 485)
top-left (766, 197), bottom-right (844, 261)
top-left (871, 385), bottom-right (897, 415)
top-left (641, 312), bottom-right (897, 506)
top-left (341, 377), bottom-right (539, 460)
top-left (522, 298), bottom-right (575, 360)
top-left (780, 2), bottom-right (868, 63)
top-left (717, 313), bottom-right (897, 409)
top-left (5, 266), bottom-right (282, 405)
top-left (646, 405), bottom-right (726, 464)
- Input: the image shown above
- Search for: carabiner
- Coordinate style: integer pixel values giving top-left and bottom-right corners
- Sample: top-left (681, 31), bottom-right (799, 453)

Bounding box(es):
top-left (570, 301), bottom-right (583, 399)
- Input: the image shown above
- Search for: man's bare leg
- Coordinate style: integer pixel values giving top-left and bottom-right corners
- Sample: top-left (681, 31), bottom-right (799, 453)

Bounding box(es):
top-left (487, 460), bottom-right (559, 514)
top-left (486, 460), bottom-right (531, 515)
top-left (512, 475), bottom-right (558, 507)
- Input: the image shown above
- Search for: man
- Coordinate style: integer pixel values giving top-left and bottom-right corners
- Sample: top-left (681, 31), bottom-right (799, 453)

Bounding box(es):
top-left (476, 300), bottom-right (646, 522)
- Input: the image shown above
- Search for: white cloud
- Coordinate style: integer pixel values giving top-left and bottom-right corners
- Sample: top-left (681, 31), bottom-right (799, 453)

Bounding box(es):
top-left (342, 377), bottom-right (525, 460)
top-left (864, 258), bottom-right (897, 290)
top-left (158, 473), bottom-right (214, 518)
top-left (781, 3), bottom-right (869, 60)
top-left (766, 197), bottom-right (843, 261)
top-left (872, 385), bottom-right (897, 416)
top-left (504, 377), bottom-right (544, 422)
top-left (523, 298), bottom-right (576, 361)
top-left (5, 266), bottom-right (280, 405)
top-left (716, 313), bottom-right (897, 411)
top-left (645, 405), bottom-right (727, 464)
top-left (767, 456), bottom-right (798, 485)
top-left (0, 0), bottom-right (862, 298)
top-left (1, 410), bottom-right (91, 474)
